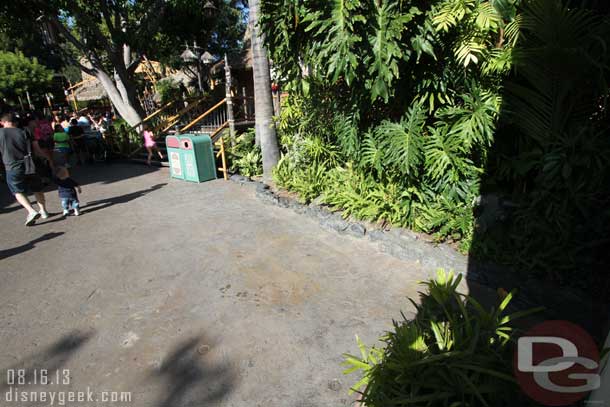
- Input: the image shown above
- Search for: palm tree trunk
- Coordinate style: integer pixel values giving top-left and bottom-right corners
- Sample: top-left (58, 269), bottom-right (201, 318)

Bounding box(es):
top-left (250, 0), bottom-right (280, 182)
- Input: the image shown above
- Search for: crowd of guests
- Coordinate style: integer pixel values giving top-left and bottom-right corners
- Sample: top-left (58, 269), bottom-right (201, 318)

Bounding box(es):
top-left (0, 108), bottom-right (113, 226)
top-left (0, 106), bottom-right (167, 226)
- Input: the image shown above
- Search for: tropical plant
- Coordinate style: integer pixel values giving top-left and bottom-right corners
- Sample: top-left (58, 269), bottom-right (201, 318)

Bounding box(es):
top-left (228, 128), bottom-right (263, 178)
top-left (156, 78), bottom-right (181, 105)
top-left (262, 0), bottom-right (610, 297)
top-left (475, 0), bottom-right (610, 286)
top-left (343, 269), bottom-right (542, 407)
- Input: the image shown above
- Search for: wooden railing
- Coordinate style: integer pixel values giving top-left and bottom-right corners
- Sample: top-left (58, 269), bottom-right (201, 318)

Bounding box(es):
top-left (129, 100), bottom-right (175, 131)
top-left (233, 96), bottom-right (255, 123)
top-left (181, 98), bottom-right (227, 132)
top-left (159, 97), bottom-right (209, 133)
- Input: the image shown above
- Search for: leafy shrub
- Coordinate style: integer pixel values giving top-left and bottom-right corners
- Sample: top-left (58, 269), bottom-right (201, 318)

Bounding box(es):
top-left (414, 196), bottom-right (475, 253)
top-left (343, 270), bottom-right (541, 407)
top-left (265, 0), bottom-right (610, 294)
top-left (156, 78), bottom-right (182, 105)
top-left (323, 165), bottom-right (422, 228)
top-left (227, 128), bottom-right (262, 178)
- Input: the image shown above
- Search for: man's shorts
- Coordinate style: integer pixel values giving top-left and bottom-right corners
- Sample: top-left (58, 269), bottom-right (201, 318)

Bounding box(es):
top-left (5, 167), bottom-right (44, 195)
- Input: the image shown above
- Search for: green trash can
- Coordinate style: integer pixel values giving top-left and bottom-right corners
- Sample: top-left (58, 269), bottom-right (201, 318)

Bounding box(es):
top-left (179, 134), bottom-right (217, 182)
top-left (166, 135), bottom-right (184, 179)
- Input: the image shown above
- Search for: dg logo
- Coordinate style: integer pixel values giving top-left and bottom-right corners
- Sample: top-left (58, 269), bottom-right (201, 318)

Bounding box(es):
top-left (514, 320), bottom-right (603, 406)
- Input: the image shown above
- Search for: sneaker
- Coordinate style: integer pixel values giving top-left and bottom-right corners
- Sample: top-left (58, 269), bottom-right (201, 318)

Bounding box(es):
top-left (73, 208), bottom-right (80, 216)
top-left (39, 210), bottom-right (49, 219)
top-left (62, 210), bottom-right (70, 216)
top-left (25, 211), bottom-right (40, 226)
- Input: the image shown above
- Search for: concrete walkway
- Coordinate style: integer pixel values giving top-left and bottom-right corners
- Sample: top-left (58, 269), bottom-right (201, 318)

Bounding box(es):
top-left (1, 164), bottom-right (447, 407)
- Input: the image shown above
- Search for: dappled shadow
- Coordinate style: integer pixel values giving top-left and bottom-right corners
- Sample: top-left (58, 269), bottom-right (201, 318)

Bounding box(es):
top-left (0, 232), bottom-right (64, 261)
top-left (0, 330), bottom-right (94, 391)
top-left (80, 183), bottom-right (167, 215)
top-left (152, 335), bottom-right (237, 407)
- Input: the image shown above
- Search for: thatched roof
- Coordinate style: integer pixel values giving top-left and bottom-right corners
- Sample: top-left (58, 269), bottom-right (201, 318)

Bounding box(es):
top-left (68, 78), bottom-right (107, 101)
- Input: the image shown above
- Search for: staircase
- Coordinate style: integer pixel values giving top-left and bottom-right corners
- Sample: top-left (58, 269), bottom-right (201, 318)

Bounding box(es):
top-left (125, 95), bottom-right (255, 179)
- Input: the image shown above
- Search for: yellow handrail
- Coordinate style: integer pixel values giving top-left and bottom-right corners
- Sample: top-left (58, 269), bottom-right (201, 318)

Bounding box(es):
top-left (160, 98), bottom-right (208, 133)
top-left (129, 100), bottom-right (175, 130)
top-left (181, 98), bottom-right (226, 132)
top-left (210, 121), bottom-right (229, 142)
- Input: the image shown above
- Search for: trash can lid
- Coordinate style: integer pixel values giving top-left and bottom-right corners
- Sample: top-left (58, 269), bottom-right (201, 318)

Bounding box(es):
top-left (166, 136), bottom-right (180, 148)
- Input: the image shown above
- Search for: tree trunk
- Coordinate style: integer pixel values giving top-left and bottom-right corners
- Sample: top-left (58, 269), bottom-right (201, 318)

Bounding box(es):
top-left (249, 0), bottom-right (280, 182)
top-left (96, 69), bottom-right (142, 126)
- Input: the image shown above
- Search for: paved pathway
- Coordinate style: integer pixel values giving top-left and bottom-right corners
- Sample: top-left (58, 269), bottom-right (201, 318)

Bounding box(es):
top-left (1, 164), bottom-right (458, 407)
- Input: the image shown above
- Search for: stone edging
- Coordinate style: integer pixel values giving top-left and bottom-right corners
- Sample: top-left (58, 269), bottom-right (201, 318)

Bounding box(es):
top-left (230, 174), bottom-right (468, 282)
top-left (229, 175), bottom-right (593, 321)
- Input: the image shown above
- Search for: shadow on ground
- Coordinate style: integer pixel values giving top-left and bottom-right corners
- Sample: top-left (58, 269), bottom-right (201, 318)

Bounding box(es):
top-left (152, 336), bottom-right (237, 407)
top-left (0, 232), bottom-right (65, 261)
top-left (70, 162), bottom-right (161, 187)
top-left (81, 183), bottom-right (167, 215)
top-left (0, 162), bottom-right (161, 213)
top-left (0, 330), bottom-right (94, 391)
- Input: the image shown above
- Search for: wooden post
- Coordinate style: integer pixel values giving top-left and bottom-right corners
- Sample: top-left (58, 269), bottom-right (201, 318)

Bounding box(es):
top-left (219, 136), bottom-right (228, 180)
top-left (68, 80), bottom-right (78, 112)
top-left (242, 86), bottom-right (249, 120)
top-left (273, 91), bottom-right (281, 117)
top-left (224, 54), bottom-right (236, 142)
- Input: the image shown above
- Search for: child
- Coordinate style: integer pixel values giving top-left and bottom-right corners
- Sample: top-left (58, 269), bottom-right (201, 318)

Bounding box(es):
top-left (141, 124), bottom-right (164, 165)
top-left (54, 166), bottom-right (81, 216)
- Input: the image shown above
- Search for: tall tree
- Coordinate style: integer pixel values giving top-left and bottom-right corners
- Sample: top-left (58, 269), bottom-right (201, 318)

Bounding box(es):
top-left (0, 51), bottom-right (53, 104)
top-left (249, 0), bottom-right (280, 181)
top-left (1, 0), bottom-right (245, 126)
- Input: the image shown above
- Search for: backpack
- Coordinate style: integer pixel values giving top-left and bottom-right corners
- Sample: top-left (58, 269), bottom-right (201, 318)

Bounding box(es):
top-left (35, 120), bottom-right (54, 149)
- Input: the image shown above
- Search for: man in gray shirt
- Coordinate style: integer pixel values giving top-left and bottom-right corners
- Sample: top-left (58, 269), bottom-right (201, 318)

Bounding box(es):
top-left (0, 112), bottom-right (49, 226)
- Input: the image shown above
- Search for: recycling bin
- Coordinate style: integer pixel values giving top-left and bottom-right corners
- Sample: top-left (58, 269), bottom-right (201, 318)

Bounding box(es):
top-left (179, 134), bottom-right (217, 182)
top-left (166, 135), bottom-right (184, 179)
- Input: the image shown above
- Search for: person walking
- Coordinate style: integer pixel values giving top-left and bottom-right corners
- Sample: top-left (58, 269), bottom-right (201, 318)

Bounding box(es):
top-left (0, 112), bottom-right (49, 226)
top-left (68, 118), bottom-right (87, 165)
top-left (141, 124), bottom-right (163, 165)
top-left (53, 166), bottom-right (81, 217)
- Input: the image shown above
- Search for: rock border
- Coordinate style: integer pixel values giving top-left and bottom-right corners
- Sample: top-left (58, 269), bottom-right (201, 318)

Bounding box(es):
top-left (248, 180), bottom-right (468, 281)
top-left (230, 176), bottom-right (594, 323)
